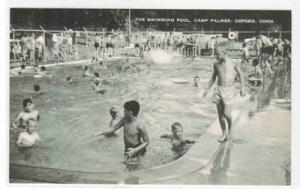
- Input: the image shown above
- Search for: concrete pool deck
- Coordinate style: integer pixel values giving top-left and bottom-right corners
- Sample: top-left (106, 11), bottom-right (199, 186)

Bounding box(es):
top-left (10, 95), bottom-right (252, 184)
top-left (153, 100), bottom-right (291, 185)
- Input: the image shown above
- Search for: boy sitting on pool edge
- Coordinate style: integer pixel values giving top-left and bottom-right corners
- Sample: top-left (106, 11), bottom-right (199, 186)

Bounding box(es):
top-left (94, 100), bottom-right (150, 161)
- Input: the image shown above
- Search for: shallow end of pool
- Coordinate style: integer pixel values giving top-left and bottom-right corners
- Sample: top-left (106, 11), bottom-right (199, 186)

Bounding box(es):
top-left (9, 95), bottom-right (251, 184)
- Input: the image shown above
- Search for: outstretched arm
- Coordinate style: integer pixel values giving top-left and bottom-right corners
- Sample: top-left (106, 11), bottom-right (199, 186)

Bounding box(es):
top-left (94, 118), bottom-right (124, 136)
top-left (203, 64), bottom-right (217, 97)
top-left (234, 63), bottom-right (246, 97)
top-left (160, 134), bottom-right (172, 139)
top-left (185, 139), bottom-right (196, 144)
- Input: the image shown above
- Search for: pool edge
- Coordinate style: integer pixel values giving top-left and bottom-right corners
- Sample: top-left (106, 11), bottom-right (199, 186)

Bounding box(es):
top-left (9, 95), bottom-right (251, 184)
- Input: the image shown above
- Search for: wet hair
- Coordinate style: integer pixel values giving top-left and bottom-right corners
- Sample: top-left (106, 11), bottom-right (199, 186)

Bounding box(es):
top-left (110, 107), bottom-right (118, 117)
top-left (252, 58), bottom-right (259, 66)
top-left (171, 122), bottom-right (183, 131)
top-left (21, 64), bottom-right (26, 69)
top-left (23, 98), bottom-right (33, 108)
top-left (194, 76), bottom-right (200, 79)
top-left (124, 100), bottom-right (140, 117)
top-left (40, 66), bottom-right (46, 71)
top-left (94, 72), bottom-right (100, 77)
top-left (110, 107), bottom-right (117, 113)
top-left (242, 43), bottom-right (246, 48)
top-left (33, 84), bottom-right (40, 92)
top-left (84, 65), bottom-right (89, 70)
top-left (66, 76), bottom-right (72, 81)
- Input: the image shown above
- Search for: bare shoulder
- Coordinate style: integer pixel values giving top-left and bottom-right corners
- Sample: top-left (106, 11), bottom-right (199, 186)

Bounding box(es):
top-left (136, 120), bottom-right (147, 130)
top-left (32, 110), bottom-right (40, 117)
top-left (18, 111), bottom-right (25, 117)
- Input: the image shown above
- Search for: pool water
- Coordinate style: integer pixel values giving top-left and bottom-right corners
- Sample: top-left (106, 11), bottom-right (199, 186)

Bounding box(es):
top-left (10, 57), bottom-right (219, 172)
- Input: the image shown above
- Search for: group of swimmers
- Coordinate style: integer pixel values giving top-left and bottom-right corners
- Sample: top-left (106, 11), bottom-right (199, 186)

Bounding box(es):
top-left (10, 44), bottom-right (247, 171)
top-left (16, 32), bottom-right (295, 169)
top-left (10, 97), bottom-right (196, 167)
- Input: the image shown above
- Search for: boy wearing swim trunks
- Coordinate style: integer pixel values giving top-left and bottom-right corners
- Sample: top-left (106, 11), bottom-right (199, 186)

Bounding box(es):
top-left (96, 101), bottom-right (150, 160)
top-left (203, 45), bottom-right (245, 142)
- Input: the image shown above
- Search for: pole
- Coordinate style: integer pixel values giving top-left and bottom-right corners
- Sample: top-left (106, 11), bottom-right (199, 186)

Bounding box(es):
top-left (83, 27), bottom-right (88, 47)
top-left (279, 31), bottom-right (282, 39)
top-left (39, 26), bottom-right (46, 64)
top-left (10, 26), bottom-right (16, 64)
top-left (128, 9), bottom-right (131, 44)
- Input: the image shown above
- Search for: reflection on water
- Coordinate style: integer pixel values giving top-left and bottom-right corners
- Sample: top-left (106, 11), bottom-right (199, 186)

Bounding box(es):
top-left (10, 58), bottom-right (217, 172)
top-left (248, 67), bottom-right (291, 117)
top-left (206, 64), bottom-right (291, 184)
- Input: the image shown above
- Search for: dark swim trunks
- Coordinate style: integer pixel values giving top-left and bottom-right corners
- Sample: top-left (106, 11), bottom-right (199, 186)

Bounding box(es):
top-left (124, 142), bottom-right (147, 159)
top-left (261, 46), bottom-right (274, 54)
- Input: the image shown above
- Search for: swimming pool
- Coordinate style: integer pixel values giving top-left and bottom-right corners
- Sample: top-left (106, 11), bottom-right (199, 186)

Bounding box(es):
top-left (10, 57), bottom-right (218, 173)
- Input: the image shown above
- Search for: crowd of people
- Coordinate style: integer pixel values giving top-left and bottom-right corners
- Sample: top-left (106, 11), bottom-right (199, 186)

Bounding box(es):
top-left (10, 30), bottom-right (291, 171)
top-left (10, 34), bottom-right (45, 65)
top-left (10, 30), bottom-right (76, 66)
top-left (91, 31), bottom-right (229, 58)
top-left (10, 30), bottom-right (233, 66)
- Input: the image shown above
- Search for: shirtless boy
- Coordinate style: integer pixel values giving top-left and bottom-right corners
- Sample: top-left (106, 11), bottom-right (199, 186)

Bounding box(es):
top-left (203, 46), bottom-right (245, 142)
top-left (95, 100), bottom-right (150, 160)
top-left (161, 122), bottom-right (195, 159)
top-left (194, 76), bottom-right (200, 88)
top-left (101, 107), bottom-right (120, 137)
top-left (91, 72), bottom-right (105, 94)
top-left (11, 98), bottom-right (40, 131)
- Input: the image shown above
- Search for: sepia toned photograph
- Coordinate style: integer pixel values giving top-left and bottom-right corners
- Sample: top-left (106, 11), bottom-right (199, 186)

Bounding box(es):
top-left (9, 8), bottom-right (291, 185)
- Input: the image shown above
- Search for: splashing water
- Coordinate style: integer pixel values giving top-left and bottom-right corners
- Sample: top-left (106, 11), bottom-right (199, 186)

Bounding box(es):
top-left (146, 49), bottom-right (179, 64)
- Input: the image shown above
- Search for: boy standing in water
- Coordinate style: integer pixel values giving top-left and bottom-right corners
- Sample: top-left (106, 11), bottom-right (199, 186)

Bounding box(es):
top-left (193, 76), bottom-right (200, 88)
top-left (203, 46), bottom-right (245, 142)
top-left (11, 98), bottom-right (40, 131)
top-left (161, 122), bottom-right (195, 159)
top-left (16, 119), bottom-right (40, 147)
top-left (109, 107), bottom-right (119, 128)
top-left (96, 100), bottom-right (150, 160)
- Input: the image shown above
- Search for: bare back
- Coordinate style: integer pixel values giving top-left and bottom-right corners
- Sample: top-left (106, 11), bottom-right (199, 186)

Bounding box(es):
top-left (123, 120), bottom-right (143, 148)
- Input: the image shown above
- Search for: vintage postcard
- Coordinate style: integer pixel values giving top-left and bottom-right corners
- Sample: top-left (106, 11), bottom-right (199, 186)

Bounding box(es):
top-left (7, 6), bottom-right (292, 186)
